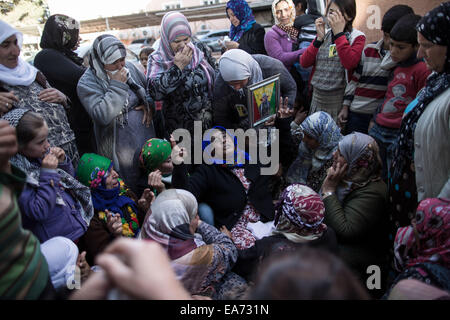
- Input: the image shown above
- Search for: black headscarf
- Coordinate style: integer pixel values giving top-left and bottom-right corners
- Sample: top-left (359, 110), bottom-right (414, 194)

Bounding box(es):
top-left (40, 14), bottom-right (84, 65)
top-left (390, 2), bottom-right (450, 183)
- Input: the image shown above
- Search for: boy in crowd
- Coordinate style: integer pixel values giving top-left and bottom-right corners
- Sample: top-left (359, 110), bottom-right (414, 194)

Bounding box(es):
top-left (338, 5), bottom-right (415, 134)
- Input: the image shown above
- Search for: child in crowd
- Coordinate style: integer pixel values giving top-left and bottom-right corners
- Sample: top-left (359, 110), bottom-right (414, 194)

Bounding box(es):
top-left (1, 109), bottom-right (93, 244)
top-left (368, 14), bottom-right (431, 180)
top-left (139, 46), bottom-right (154, 76)
top-left (339, 5), bottom-right (414, 134)
top-left (300, 0), bottom-right (365, 121)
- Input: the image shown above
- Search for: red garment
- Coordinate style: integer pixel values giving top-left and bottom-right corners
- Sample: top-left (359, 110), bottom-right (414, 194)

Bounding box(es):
top-left (375, 61), bottom-right (430, 129)
top-left (300, 33), bottom-right (366, 83)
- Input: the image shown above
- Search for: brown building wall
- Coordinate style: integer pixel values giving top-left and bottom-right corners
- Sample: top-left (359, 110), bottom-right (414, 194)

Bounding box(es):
top-left (353, 0), bottom-right (444, 43)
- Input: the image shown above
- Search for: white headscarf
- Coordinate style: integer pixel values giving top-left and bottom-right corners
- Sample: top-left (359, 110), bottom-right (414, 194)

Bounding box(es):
top-left (0, 20), bottom-right (38, 86)
top-left (40, 236), bottom-right (79, 289)
top-left (219, 49), bottom-right (263, 84)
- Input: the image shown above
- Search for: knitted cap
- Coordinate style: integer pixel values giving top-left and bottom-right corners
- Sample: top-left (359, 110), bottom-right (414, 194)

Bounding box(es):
top-left (76, 153), bottom-right (112, 188)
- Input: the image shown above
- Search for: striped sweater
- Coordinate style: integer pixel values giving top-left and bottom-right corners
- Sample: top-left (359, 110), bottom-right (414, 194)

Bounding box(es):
top-left (0, 165), bottom-right (49, 299)
top-left (343, 39), bottom-right (390, 115)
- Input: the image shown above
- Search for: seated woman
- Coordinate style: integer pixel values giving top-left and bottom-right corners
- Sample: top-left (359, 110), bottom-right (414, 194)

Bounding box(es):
top-left (140, 189), bottom-right (248, 300)
top-left (214, 48), bottom-right (297, 130)
top-left (34, 14), bottom-right (95, 156)
top-left (147, 11), bottom-right (216, 138)
top-left (264, 0), bottom-right (306, 71)
top-left (385, 197), bottom-right (450, 298)
top-left (232, 183), bottom-right (338, 281)
top-left (75, 153), bottom-right (153, 264)
top-left (172, 102), bottom-right (296, 250)
top-left (0, 21), bottom-right (79, 165)
top-left (1, 109), bottom-right (92, 243)
top-left (77, 34), bottom-right (154, 196)
top-left (286, 111), bottom-right (343, 192)
top-left (321, 132), bottom-right (388, 280)
top-left (224, 0), bottom-right (267, 55)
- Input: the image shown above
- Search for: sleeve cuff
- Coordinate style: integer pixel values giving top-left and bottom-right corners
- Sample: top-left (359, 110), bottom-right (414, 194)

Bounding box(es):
top-left (313, 38), bottom-right (323, 48)
top-left (332, 32), bottom-right (346, 42)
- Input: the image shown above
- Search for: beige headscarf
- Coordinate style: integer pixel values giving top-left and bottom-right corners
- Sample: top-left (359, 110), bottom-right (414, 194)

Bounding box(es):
top-left (271, 0), bottom-right (296, 26)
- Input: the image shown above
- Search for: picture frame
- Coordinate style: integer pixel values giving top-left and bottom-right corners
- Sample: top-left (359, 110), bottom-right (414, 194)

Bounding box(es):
top-left (246, 74), bottom-right (280, 128)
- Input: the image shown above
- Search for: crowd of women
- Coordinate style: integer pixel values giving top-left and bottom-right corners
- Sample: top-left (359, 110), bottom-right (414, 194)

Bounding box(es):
top-left (0, 0), bottom-right (449, 300)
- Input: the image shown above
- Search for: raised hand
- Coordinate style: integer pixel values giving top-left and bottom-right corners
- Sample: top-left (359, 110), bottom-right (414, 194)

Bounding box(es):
top-left (50, 147), bottom-right (66, 163)
top-left (173, 45), bottom-right (193, 71)
top-left (107, 68), bottom-right (128, 83)
top-left (315, 17), bottom-right (326, 41)
top-left (170, 134), bottom-right (186, 165)
top-left (147, 170), bottom-right (166, 194)
top-left (42, 153), bottom-right (59, 169)
top-left (328, 9), bottom-right (346, 35)
top-left (277, 97), bottom-right (293, 119)
top-left (138, 188), bottom-right (155, 214)
top-left (105, 209), bottom-right (123, 237)
top-left (322, 162), bottom-right (348, 193)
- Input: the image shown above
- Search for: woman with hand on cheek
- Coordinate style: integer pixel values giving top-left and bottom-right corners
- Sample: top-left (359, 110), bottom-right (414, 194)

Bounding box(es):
top-left (321, 132), bottom-right (388, 282)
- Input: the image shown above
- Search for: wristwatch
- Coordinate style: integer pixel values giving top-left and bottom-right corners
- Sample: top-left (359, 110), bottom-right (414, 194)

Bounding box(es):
top-left (321, 191), bottom-right (334, 199)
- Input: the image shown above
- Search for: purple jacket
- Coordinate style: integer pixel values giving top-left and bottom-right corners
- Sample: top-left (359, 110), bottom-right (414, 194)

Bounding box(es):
top-left (19, 159), bottom-right (87, 243)
top-left (264, 25), bottom-right (306, 70)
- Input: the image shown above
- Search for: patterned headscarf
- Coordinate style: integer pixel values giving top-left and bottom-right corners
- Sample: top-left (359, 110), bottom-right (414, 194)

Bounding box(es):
top-left (148, 11), bottom-right (214, 94)
top-left (40, 14), bottom-right (84, 65)
top-left (88, 34), bottom-right (127, 85)
top-left (391, 2), bottom-right (450, 182)
top-left (226, 0), bottom-right (256, 42)
top-left (142, 189), bottom-right (204, 260)
top-left (139, 138), bottom-right (172, 175)
top-left (219, 48), bottom-right (263, 84)
top-left (0, 20), bottom-right (38, 86)
top-left (394, 198), bottom-right (450, 271)
top-left (272, 0), bottom-right (299, 39)
top-left (335, 132), bottom-right (382, 202)
top-left (287, 111), bottom-right (343, 184)
top-left (273, 184), bottom-right (327, 242)
top-left (76, 153), bottom-right (140, 237)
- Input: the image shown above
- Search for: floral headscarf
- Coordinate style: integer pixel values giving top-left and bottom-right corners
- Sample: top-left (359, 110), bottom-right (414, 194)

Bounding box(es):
top-left (335, 132), bottom-right (382, 202)
top-left (40, 14), bottom-right (84, 65)
top-left (394, 198), bottom-right (450, 271)
top-left (76, 153), bottom-right (140, 237)
top-left (226, 0), bottom-right (256, 42)
top-left (273, 184), bottom-right (327, 242)
top-left (139, 138), bottom-right (172, 175)
top-left (287, 111), bottom-right (343, 184)
top-left (148, 11), bottom-right (214, 95)
top-left (272, 0), bottom-right (299, 39)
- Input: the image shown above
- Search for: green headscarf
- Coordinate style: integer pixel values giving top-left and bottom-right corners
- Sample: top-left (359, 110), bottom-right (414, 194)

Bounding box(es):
top-left (139, 138), bottom-right (172, 174)
top-left (76, 153), bottom-right (112, 188)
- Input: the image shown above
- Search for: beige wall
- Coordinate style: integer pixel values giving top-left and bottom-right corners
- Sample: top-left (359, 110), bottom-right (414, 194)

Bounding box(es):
top-left (353, 0), bottom-right (444, 43)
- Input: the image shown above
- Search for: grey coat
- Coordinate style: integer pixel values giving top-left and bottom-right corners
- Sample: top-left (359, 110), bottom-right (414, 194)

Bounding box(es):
top-left (213, 54), bottom-right (297, 130)
top-left (77, 62), bottom-right (155, 188)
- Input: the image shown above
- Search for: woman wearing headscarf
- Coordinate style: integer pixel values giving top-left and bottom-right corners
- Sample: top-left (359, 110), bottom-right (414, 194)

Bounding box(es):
top-left (0, 20), bottom-right (79, 165)
top-left (411, 2), bottom-right (450, 205)
top-left (264, 0), bottom-right (306, 71)
top-left (34, 14), bottom-right (95, 156)
top-left (384, 197), bottom-right (450, 298)
top-left (233, 183), bottom-right (338, 280)
top-left (75, 153), bottom-right (152, 264)
top-left (213, 48), bottom-right (297, 130)
top-left (77, 34), bottom-right (154, 195)
top-left (147, 11), bottom-right (216, 138)
top-left (140, 189), bottom-right (248, 300)
top-left (224, 0), bottom-right (267, 55)
top-left (320, 132), bottom-right (388, 280)
top-left (286, 111), bottom-right (343, 193)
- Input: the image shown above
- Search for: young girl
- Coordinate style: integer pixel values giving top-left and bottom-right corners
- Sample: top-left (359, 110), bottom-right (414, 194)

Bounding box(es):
top-left (300, 0), bottom-right (365, 121)
top-left (1, 109), bottom-right (93, 244)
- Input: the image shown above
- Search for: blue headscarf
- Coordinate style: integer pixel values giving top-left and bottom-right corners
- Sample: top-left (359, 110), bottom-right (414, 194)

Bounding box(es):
top-left (226, 0), bottom-right (256, 42)
top-left (202, 125), bottom-right (251, 167)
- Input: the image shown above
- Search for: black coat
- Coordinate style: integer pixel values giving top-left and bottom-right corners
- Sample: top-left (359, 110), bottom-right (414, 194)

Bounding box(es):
top-left (237, 23), bottom-right (267, 55)
top-left (213, 54), bottom-right (297, 130)
top-left (233, 228), bottom-right (339, 281)
top-left (172, 117), bottom-right (296, 230)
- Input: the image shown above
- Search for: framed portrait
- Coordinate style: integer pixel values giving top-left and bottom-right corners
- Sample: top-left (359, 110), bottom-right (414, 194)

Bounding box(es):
top-left (246, 74), bottom-right (280, 128)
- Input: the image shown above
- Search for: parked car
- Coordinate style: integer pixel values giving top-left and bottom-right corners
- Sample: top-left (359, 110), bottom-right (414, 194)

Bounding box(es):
top-left (128, 37), bottom-right (156, 56)
top-left (196, 29), bottom-right (230, 52)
